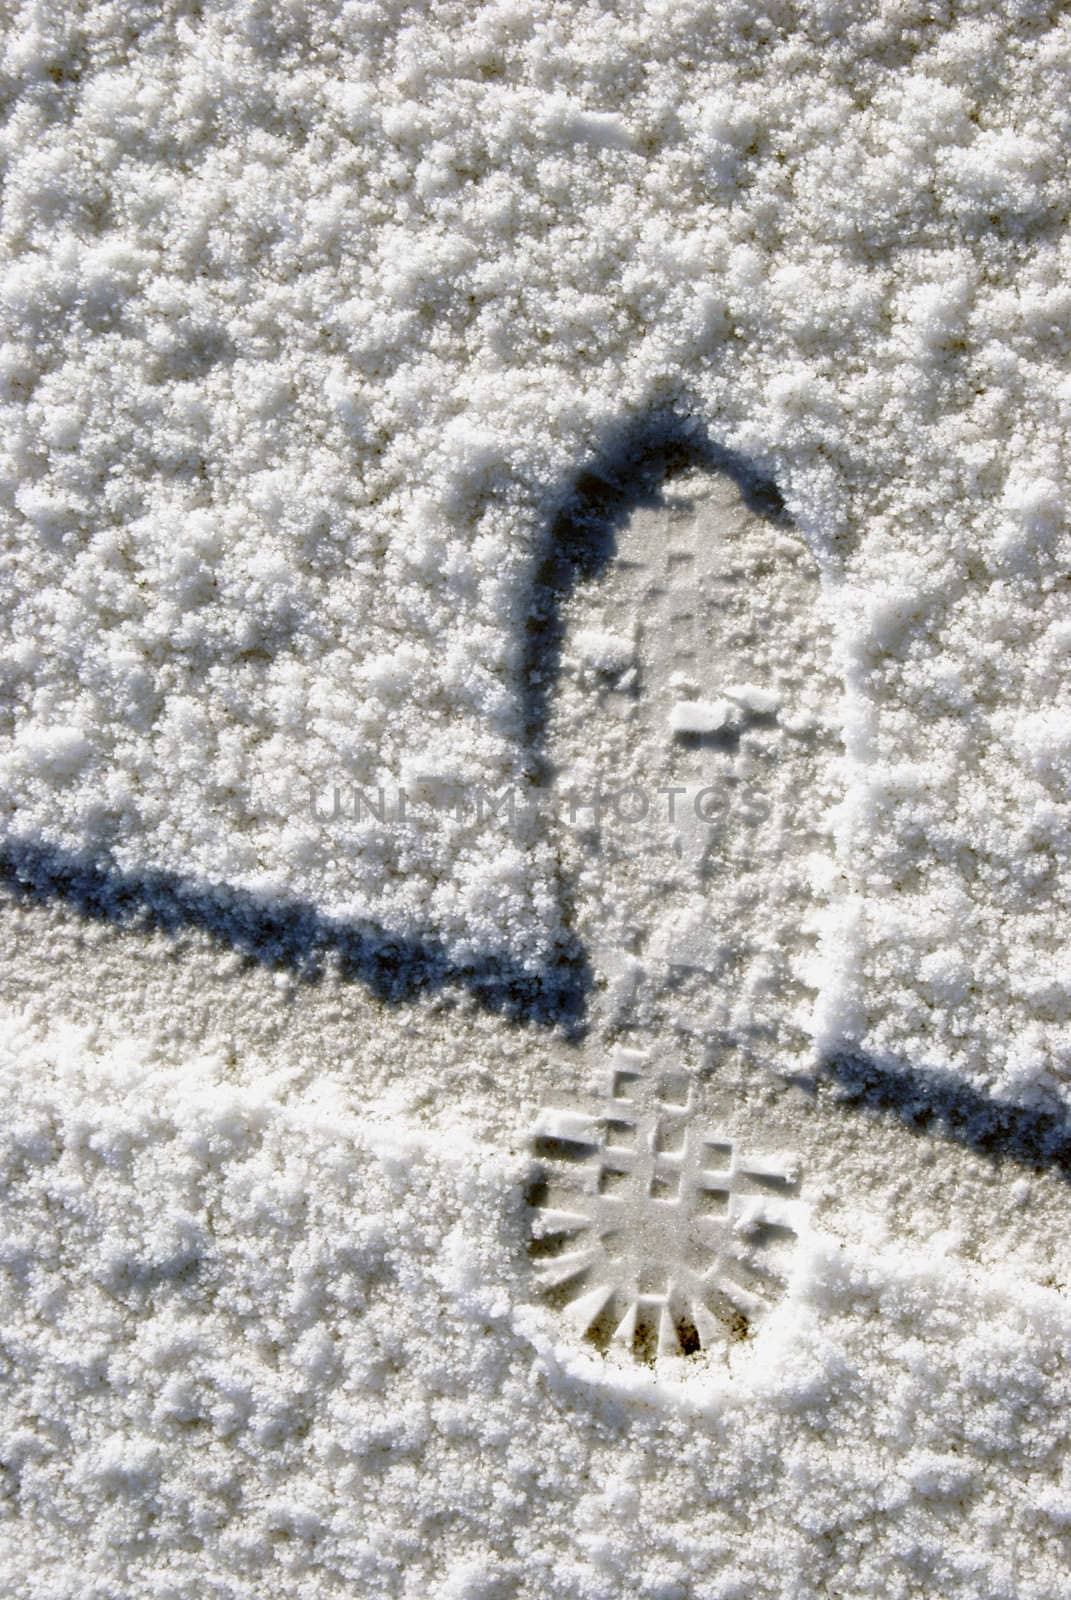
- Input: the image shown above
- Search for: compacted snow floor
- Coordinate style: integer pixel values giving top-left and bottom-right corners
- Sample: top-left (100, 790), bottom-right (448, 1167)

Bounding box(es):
top-left (4, 461), bottom-right (1071, 1599)
top-left (3, 1), bottom-right (1071, 1596)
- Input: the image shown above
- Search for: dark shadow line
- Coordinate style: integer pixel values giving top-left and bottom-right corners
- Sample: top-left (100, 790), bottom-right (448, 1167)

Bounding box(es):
top-left (0, 840), bottom-right (590, 1031)
top-left (1, 404), bottom-right (788, 1036)
top-left (825, 1050), bottom-right (1071, 1181)
top-left (9, 404), bottom-right (1055, 1190)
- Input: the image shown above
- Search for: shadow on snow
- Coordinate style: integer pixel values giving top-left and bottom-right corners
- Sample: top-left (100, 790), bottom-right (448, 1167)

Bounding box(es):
top-left (0, 838), bottom-right (589, 1030)
top-left (0, 407), bottom-right (783, 1035)
top-left (824, 1049), bottom-right (1071, 1185)
top-left (10, 403), bottom-right (1067, 1191)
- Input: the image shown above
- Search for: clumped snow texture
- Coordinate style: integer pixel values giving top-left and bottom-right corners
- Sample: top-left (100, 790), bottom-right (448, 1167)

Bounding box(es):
top-left (2, 1012), bottom-right (1070, 1600)
top-left (2, 1), bottom-right (1071, 1091)
top-left (6, 8), bottom-right (1071, 1592)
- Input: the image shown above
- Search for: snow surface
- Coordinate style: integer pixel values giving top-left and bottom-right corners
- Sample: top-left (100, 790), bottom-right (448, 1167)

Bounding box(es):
top-left (2, 0), bottom-right (1070, 1093)
top-left (2, 0), bottom-right (1071, 1594)
top-left (2, 1009), bottom-right (1071, 1600)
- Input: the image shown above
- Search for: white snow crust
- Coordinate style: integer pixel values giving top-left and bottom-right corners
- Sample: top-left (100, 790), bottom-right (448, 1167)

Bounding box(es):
top-left (3, 3), bottom-right (1071, 1594)
top-left (2, 0), bottom-right (1070, 1092)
